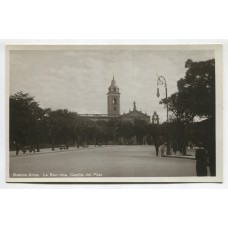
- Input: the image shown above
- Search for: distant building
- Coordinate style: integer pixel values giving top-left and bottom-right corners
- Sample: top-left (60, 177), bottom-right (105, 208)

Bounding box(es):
top-left (121, 101), bottom-right (150, 124)
top-left (79, 77), bottom-right (156, 124)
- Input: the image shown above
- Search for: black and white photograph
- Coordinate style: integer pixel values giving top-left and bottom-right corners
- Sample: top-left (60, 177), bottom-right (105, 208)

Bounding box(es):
top-left (6, 44), bottom-right (222, 182)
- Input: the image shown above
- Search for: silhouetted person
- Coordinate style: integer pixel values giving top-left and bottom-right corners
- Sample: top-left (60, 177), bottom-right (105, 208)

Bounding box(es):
top-left (154, 140), bottom-right (159, 156)
top-left (16, 143), bottom-right (20, 155)
top-left (195, 142), bottom-right (207, 176)
top-left (205, 141), bottom-right (216, 176)
top-left (178, 140), bottom-right (182, 154)
top-left (172, 141), bottom-right (178, 155)
top-left (208, 146), bottom-right (216, 176)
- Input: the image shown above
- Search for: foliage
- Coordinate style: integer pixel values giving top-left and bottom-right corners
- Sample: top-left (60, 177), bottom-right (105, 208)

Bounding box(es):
top-left (160, 59), bottom-right (215, 156)
top-left (10, 92), bottom-right (153, 148)
top-left (162, 92), bottom-right (195, 125)
top-left (118, 121), bottom-right (135, 139)
top-left (10, 92), bottom-right (44, 145)
top-left (161, 58), bottom-right (215, 123)
top-left (178, 58), bottom-right (215, 118)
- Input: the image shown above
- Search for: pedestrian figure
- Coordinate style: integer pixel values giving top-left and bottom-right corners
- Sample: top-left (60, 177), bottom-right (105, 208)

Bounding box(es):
top-left (172, 141), bottom-right (178, 155)
top-left (160, 143), bottom-right (165, 156)
top-left (154, 140), bottom-right (159, 156)
top-left (195, 142), bottom-right (207, 176)
top-left (16, 143), bottom-right (20, 155)
top-left (206, 142), bottom-right (215, 176)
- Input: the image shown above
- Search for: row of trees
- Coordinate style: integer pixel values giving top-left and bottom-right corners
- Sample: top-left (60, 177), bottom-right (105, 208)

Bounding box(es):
top-left (10, 92), bottom-right (168, 150)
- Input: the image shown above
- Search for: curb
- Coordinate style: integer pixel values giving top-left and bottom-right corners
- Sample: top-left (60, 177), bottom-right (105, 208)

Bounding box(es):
top-left (161, 155), bottom-right (195, 160)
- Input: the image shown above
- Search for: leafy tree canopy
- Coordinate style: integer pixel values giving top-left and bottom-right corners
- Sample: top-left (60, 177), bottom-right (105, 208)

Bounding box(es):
top-left (161, 58), bottom-right (215, 124)
top-left (10, 92), bottom-right (44, 143)
top-left (177, 58), bottom-right (215, 118)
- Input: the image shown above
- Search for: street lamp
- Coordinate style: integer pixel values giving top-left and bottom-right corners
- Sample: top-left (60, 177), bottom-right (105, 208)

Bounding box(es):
top-left (156, 75), bottom-right (170, 155)
top-left (157, 75), bottom-right (168, 123)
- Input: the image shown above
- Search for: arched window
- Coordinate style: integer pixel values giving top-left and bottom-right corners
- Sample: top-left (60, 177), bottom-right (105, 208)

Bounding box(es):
top-left (113, 98), bottom-right (117, 104)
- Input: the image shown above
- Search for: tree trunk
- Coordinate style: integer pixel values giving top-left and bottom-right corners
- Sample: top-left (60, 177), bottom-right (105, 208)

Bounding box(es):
top-left (180, 126), bottom-right (186, 155)
top-left (36, 142), bottom-right (40, 152)
top-left (52, 138), bottom-right (55, 151)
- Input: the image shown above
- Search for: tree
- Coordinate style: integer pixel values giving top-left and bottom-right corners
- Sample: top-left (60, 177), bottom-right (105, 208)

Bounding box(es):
top-left (178, 59), bottom-right (215, 118)
top-left (164, 93), bottom-right (195, 124)
top-left (133, 119), bottom-right (148, 144)
top-left (161, 92), bottom-right (197, 155)
top-left (10, 92), bottom-right (45, 148)
top-left (160, 59), bottom-right (215, 156)
top-left (118, 121), bottom-right (135, 144)
top-left (178, 59), bottom-right (216, 171)
top-left (47, 109), bottom-right (79, 149)
top-left (94, 121), bottom-right (109, 145)
top-left (164, 58), bottom-right (215, 122)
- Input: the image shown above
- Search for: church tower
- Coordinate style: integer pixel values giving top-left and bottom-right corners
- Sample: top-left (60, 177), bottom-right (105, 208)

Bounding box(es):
top-left (107, 76), bottom-right (120, 116)
top-left (152, 111), bottom-right (159, 124)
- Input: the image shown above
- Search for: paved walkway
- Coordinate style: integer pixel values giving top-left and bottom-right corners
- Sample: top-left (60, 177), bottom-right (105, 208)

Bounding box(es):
top-left (9, 145), bottom-right (197, 178)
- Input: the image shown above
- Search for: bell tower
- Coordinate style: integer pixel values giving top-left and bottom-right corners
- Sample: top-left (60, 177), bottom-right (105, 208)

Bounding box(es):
top-left (107, 76), bottom-right (120, 116)
top-left (152, 111), bottom-right (159, 124)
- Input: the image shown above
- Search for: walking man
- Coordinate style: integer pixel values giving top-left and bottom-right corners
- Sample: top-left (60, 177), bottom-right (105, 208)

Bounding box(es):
top-left (155, 140), bottom-right (159, 156)
top-left (195, 142), bottom-right (208, 176)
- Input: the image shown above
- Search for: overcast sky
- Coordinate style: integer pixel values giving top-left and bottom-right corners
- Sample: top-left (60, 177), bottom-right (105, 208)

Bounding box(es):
top-left (10, 48), bottom-right (214, 122)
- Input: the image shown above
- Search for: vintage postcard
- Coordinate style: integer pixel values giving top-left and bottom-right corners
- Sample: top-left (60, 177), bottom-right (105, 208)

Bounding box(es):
top-left (6, 44), bottom-right (223, 182)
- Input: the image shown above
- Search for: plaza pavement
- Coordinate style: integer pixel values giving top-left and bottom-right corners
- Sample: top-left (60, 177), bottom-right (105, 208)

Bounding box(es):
top-left (9, 145), bottom-right (197, 178)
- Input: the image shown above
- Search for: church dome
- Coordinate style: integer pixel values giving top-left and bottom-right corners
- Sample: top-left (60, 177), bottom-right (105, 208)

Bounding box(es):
top-left (108, 76), bottom-right (119, 93)
top-left (110, 76), bottom-right (117, 87)
top-left (110, 77), bottom-right (117, 87)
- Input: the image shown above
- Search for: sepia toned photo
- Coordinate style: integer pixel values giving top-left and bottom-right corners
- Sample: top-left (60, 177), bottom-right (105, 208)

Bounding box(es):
top-left (6, 44), bottom-right (223, 182)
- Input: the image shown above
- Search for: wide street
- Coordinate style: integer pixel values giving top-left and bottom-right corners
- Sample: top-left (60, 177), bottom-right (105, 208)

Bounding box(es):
top-left (9, 145), bottom-right (196, 178)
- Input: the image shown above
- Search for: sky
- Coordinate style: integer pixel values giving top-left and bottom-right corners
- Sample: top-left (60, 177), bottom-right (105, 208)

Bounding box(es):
top-left (9, 48), bottom-right (214, 123)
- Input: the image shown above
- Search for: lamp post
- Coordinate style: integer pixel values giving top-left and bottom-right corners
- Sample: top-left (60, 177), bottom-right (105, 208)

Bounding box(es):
top-left (156, 75), bottom-right (170, 155)
top-left (157, 75), bottom-right (168, 122)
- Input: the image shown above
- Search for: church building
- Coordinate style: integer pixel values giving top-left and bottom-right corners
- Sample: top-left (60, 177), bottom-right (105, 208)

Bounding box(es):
top-left (79, 77), bottom-right (156, 124)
